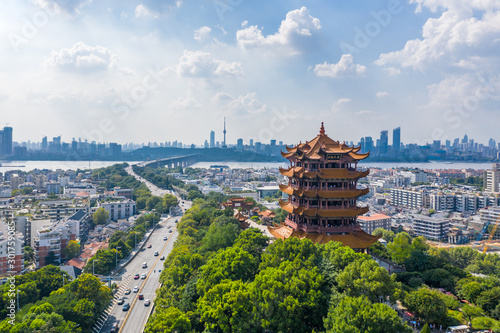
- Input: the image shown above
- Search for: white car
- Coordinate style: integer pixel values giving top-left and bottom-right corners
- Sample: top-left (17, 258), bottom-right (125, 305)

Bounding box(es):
top-left (133, 286), bottom-right (139, 293)
top-left (141, 273), bottom-right (146, 279)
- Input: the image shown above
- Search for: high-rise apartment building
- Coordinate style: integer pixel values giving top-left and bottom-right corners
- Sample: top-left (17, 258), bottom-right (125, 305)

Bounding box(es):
top-left (379, 130), bottom-right (388, 155)
top-left (210, 131), bottom-right (215, 148)
top-left (483, 163), bottom-right (500, 192)
top-left (393, 127), bottom-right (401, 152)
top-left (0, 126), bottom-right (13, 157)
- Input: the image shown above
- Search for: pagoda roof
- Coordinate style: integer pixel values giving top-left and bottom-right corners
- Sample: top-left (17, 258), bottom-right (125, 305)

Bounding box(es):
top-left (279, 200), bottom-right (369, 217)
top-left (281, 123), bottom-right (369, 161)
top-left (267, 225), bottom-right (379, 248)
top-left (279, 184), bottom-right (369, 198)
top-left (279, 167), bottom-right (369, 179)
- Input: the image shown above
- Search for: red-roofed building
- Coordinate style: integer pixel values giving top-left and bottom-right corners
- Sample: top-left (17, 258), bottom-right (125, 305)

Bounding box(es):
top-left (357, 213), bottom-right (391, 234)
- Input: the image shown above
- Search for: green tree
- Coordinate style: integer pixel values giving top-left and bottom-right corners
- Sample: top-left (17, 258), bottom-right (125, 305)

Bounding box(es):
top-left (196, 247), bottom-right (258, 296)
top-left (92, 207), bottom-right (109, 225)
top-left (145, 307), bottom-right (191, 333)
top-left (420, 323), bottom-right (431, 333)
top-left (232, 228), bottom-right (269, 260)
top-left (163, 194), bottom-right (179, 212)
top-left (472, 316), bottom-right (500, 331)
top-left (404, 288), bottom-right (448, 324)
top-left (252, 260), bottom-right (327, 333)
top-left (324, 296), bottom-right (411, 333)
top-left (45, 251), bottom-right (59, 266)
top-left (336, 258), bottom-right (398, 303)
top-left (387, 232), bottom-right (412, 264)
top-left (476, 287), bottom-right (500, 316)
top-left (197, 280), bottom-right (253, 333)
top-left (260, 237), bottom-right (321, 271)
top-left (372, 228), bottom-right (396, 243)
top-left (146, 196), bottom-right (162, 211)
top-left (461, 304), bottom-right (484, 327)
top-left (72, 298), bottom-right (96, 329)
top-left (321, 241), bottom-right (370, 272)
top-left (448, 247), bottom-right (479, 269)
top-left (24, 245), bottom-right (35, 264)
top-left (63, 240), bottom-right (80, 259)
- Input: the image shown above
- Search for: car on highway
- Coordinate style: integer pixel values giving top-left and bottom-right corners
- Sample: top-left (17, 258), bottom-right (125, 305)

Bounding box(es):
top-left (133, 286), bottom-right (139, 293)
top-left (163, 236), bottom-right (167, 241)
top-left (154, 251), bottom-right (159, 256)
top-left (169, 230), bottom-right (172, 233)
top-left (117, 297), bottom-right (124, 305)
top-left (122, 303), bottom-right (130, 311)
top-left (138, 294), bottom-right (144, 300)
top-left (141, 273), bottom-right (146, 279)
top-left (110, 321), bottom-right (119, 333)
top-left (134, 274), bottom-right (140, 280)
top-left (124, 288), bottom-right (131, 295)
top-left (147, 244), bottom-right (152, 248)
top-left (142, 262), bottom-right (147, 268)
top-left (175, 220), bottom-right (178, 223)
top-left (160, 255), bottom-right (165, 260)
top-left (144, 299), bottom-right (151, 306)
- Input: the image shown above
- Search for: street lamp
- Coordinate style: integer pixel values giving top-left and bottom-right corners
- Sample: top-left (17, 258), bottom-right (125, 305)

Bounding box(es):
top-left (93, 259), bottom-right (99, 276)
top-left (151, 209), bottom-right (156, 229)
top-left (115, 247), bottom-right (122, 270)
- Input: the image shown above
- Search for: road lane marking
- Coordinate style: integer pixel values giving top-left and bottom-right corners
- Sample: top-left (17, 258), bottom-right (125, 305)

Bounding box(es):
top-left (118, 221), bottom-right (178, 333)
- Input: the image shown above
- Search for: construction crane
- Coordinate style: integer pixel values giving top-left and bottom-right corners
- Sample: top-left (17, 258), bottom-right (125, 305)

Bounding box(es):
top-left (483, 222), bottom-right (499, 253)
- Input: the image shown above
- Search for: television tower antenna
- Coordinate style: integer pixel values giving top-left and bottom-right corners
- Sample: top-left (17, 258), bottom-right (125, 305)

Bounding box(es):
top-left (223, 117), bottom-right (227, 148)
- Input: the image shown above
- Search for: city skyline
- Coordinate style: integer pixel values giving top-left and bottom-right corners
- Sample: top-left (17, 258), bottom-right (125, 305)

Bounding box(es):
top-left (1, 1), bottom-right (500, 144)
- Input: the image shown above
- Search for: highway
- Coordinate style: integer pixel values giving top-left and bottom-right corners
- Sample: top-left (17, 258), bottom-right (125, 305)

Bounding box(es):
top-left (97, 165), bottom-right (191, 333)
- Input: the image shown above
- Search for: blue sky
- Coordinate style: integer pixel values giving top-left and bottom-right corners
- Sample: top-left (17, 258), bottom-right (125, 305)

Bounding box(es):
top-left (1, 0), bottom-right (499, 147)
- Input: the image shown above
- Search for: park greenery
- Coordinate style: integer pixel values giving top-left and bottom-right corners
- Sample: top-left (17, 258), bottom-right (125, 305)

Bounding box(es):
top-left (145, 197), bottom-right (412, 333)
top-left (370, 227), bottom-right (500, 331)
top-left (0, 266), bottom-right (113, 332)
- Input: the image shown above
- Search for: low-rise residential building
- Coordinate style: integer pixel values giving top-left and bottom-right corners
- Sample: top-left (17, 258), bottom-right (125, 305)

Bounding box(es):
top-left (97, 200), bottom-right (136, 222)
top-left (413, 215), bottom-right (449, 241)
top-left (390, 188), bottom-right (425, 209)
top-left (357, 213), bottom-right (391, 235)
top-left (0, 220), bottom-right (24, 275)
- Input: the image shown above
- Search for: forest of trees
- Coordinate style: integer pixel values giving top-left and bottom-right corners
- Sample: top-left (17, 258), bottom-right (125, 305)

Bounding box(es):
top-left (370, 228), bottom-right (500, 331)
top-left (145, 197), bottom-right (412, 333)
top-left (0, 266), bottom-right (113, 332)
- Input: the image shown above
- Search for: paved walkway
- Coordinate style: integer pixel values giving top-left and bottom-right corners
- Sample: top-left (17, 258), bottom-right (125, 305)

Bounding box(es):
top-left (246, 219), bottom-right (274, 238)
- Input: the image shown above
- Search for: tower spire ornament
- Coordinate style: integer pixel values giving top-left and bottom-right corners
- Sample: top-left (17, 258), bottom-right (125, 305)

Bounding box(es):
top-left (320, 122), bottom-right (325, 135)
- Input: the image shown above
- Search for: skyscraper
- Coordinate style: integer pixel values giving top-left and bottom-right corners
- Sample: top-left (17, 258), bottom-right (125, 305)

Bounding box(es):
top-left (0, 126), bottom-right (13, 157)
top-left (210, 131), bottom-right (215, 148)
top-left (379, 130), bottom-right (388, 155)
top-left (237, 138), bottom-right (243, 150)
top-left (393, 127), bottom-right (401, 152)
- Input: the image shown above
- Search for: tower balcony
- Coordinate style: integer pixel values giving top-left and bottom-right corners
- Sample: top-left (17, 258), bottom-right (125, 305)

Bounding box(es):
top-left (284, 219), bottom-right (360, 234)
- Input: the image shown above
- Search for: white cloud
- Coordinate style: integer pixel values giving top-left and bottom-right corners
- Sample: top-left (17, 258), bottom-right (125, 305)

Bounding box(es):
top-left (384, 67), bottom-right (401, 75)
top-left (214, 92), bottom-right (267, 114)
top-left (376, 91), bottom-right (389, 98)
top-left (331, 98), bottom-right (351, 112)
top-left (194, 26), bottom-right (212, 42)
top-left (376, 1), bottom-right (500, 72)
top-left (236, 7), bottom-right (321, 55)
top-left (175, 50), bottom-right (243, 79)
top-left (168, 88), bottom-right (200, 111)
top-left (46, 42), bottom-right (118, 73)
top-left (135, 4), bottom-right (158, 18)
top-left (34, 0), bottom-right (91, 15)
top-left (314, 54), bottom-right (366, 78)
top-left (356, 110), bottom-right (375, 115)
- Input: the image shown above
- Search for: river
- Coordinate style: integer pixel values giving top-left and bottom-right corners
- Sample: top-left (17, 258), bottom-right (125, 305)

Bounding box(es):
top-left (0, 160), bottom-right (495, 172)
